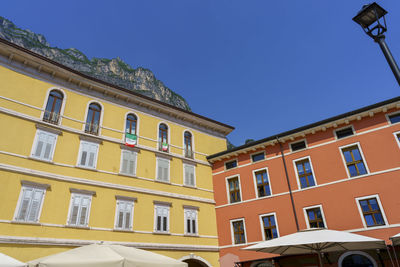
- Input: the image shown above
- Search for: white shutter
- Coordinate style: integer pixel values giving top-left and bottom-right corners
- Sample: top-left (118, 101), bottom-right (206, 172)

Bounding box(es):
top-left (79, 196), bottom-right (90, 226)
top-left (69, 194), bottom-right (81, 225)
top-left (33, 132), bottom-right (45, 157)
top-left (128, 153), bottom-right (135, 175)
top-left (79, 141), bottom-right (98, 168)
top-left (87, 143), bottom-right (97, 168)
top-left (17, 188), bottom-right (33, 220)
top-left (121, 151), bottom-right (129, 174)
top-left (157, 158), bottom-right (169, 181)
top-left (43, 134), bottom-right (56, 160)
top-left (184, 165), bottom-right (195, 186)
top-left (121, 150), bottom-right (136, 175)
top-left (33, 130), bottom-right (56, 160)
top-left (27, 189), bottom-right (44, 222)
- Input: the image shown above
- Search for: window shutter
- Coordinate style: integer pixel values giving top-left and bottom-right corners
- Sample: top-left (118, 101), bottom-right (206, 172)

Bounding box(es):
top-left (17, 188), bottom-right (32, 220)
top-left (79, 196), bottom-right (90, 226)
top-left (128, 153), bottom-right (135, 175)
top-left (184, 165), bottom-right (189, 185)
top-left (69, 194), bottom-right (81, 225)
top-left (34, 132), bottom-right (45, 157)
top-left (27, 189), bottom-right (43, 222)
top-left (157, 158), bottom-right (169, 181)
top-left (43, 134), bottom-right (56, 160)
top-left (192, 219), bottom-right (196, 234)
top-left (87, 144), bottom-right (97, 167)
top-left (121, 151), bottom-right (128, 174)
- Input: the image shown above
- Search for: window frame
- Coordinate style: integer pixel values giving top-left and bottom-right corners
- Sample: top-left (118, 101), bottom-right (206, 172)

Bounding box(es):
top-left (42, 88), bottom-right (65, 125)
top-left (76, 140), bottom-right (100, 169)
top-left (183, 130), bottom-right (194, 159)
top-left (338, 251), bottom-right (378, 267)
top-left (393, 131), bottom-right (400, 149)
top-left (156, 156), bottom-right (170, 183)
top-left (183, 163), bottom-right (196, 187)
top-left (303, 204), bottom-right (327, 229)
top-left (225, 175), bottom-right (242, 204)
top-left (259, 212), bottom-right (280, 241)
top-left (293, 156), bottom-right (317, 190)
top-left (230, 218), bottom-right (247, 245)
top-left (119, 149), bottom-right (138, 176)
top-left (66, 192), bottom-right (93, 227)
top-left (355, 194), bottom-right (388, 229)
top-left (339, 142), bottom-right (369, 178)
top-left (82, 101), bottom-right (104, 135)
top-left (13, 184), bottom-right (47, 223)
top-left (184, 207), bottom-right (198, 235)
top-left (251, 151), bottom-right (266, 163)
top-left (30, 129), bottom-right (59, 162)
top-left (289, 139), bottom-right (307, 152)
top-left (225, 159), bottom-right (238, 170)
top-left (386, 111), bottom-right (400, 124)
top-left (153, 204), bottom-right (170, 233)
top-left (114, 198), bottom-right (135, 231)
top-left (252, 167), bottom-right (273, 198)
top-left (334, 125), bottom-right (355, 140)
top-left (157, 122), bottom-right (170, 152)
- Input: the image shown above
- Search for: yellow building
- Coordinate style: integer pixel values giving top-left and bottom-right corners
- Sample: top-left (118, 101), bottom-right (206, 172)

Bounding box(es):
top-left (0, 38), bottom-right (233, 266)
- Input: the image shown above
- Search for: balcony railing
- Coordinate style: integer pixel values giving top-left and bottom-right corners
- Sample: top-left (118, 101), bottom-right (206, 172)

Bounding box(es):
top-left (85, 123), bottom-right (99, 135)
top-left (159, 142), bottom-right (169, 153)
top-left (185, 149), bottom-right (193, 159)
top-left (43, 111), bottom-right (60, 124)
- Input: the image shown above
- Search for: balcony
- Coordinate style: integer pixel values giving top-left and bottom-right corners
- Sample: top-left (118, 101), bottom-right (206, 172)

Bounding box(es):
top-left (85, 123), bottom-right (99, 135)
top-left (43, 111), bottom-right (60, 125)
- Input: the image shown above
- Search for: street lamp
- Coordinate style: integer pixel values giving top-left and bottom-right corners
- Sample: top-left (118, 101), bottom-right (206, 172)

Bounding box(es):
top-left (353, 2), bottom-right (400, 86)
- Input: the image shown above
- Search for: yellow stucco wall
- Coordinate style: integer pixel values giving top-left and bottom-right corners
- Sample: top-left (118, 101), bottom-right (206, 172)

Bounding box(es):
top-left (0, 62), bottom-right (227, 266)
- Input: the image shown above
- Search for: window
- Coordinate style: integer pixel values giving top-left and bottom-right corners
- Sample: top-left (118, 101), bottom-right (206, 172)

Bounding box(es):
top-left (158, 123), bottom-right (169, 152)
top-left (85, 103), bottom-right (101, 135)
top-left (184, 164), bottom-right (195, 187)
top-left (225, 160), bottom-right (237, 170)
top-left (294, 158), bottom-right (316, 189)
top-left (125, 114), bottom-right (137, 135)
top-left (358, 197), bottom-right (385, 227)
top-left (254, 169), bottom-right (271, 198)
top-left (156, 157), bottom-right (170, 182)
top-left (231, 219), bottom-right (246, 244)
top-left (251, 152), bottom-right (265, 162)
top-left (68, 193), bottom-right (92, 226)
top-left (31, 130), bottom-right (57, 161)
top-left (227, 176), bottom-right (241, 203)
top-left (43, 90), bottom-right (63, 124)
top-left (77, 141), bottom-right (99, 169)
top-left (341, 145), bottom-right (367, 177)
top-left (184, 131), bottom-right (193, 158)
top-left (290, 140), bottom-right (306, 152)
top-left (388, 112), bottom-right (400, 124)
top-left (154, 204), bottom-right (170, 233)
top-left (15, 186), bottom-right (45, 222)
top-left (261, 214), bottom-right (278, 240)
top-left (339, 251), bottom-right (378, 267)
top-left (305, 207), bottom-right (325, 228)
top-left (120, 149), bottom-right (137, 176)
top-left (115, 199), bottom-right (134, 230)
top-left (184, 208), bottom-right (198, 235)
top-left (335, 127), bottom-right (354, 139)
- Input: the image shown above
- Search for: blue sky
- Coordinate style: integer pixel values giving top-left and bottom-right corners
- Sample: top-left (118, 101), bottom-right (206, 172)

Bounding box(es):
top-left (2, 0), bottom-right (399, 146)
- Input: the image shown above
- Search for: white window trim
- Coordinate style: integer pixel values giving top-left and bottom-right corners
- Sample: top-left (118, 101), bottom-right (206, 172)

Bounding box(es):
top-left (182, 129), bottom-right (195, 157)
top-left (76, 140), bottom-right (100, 169)
top-left (153, 204), bottom-right (170, 233)
top-left (183, 163), bottom-right (196, 187)
top-left (225, 174), bottom-right (243, 204)
top-left (303, 204), bottom-right (327, 229)
top-left (155, 157), bottom-right (170, 182)
top-left (184, 208), bottom-right (198, 235)
top-left (13, 185), bottom-right (47, 223)
top-left (119, 149), bottom-right (138, 176)
top-left (157, 121), bottom-right (171, 150)
top-left (293, 156), bottom-right (318, 190)
top-left (66, 193), bottom-right (93, 227)
top-left (225, 159), bottom-right (238, 170)
top-left (30, 129), bottom-right (59, 162)
top-left (393, 131), bottom-right (400, 149)
top-left (338, 142), bottom-right (370, 178)
top-left (334, 125), bottom-right (355, 140)
top-left (250, 151), bottom-right (266, 163)
top-left (355, 194), bottom-right (388, 229)
top-left (289, 138), bottom-right (308, 152)
top-left (385, 110), bottom-right (400, 124)
top-left (123, 111), bottom-right (140, 144)
top-left (230, 218), bottom-right (247, 245)
top-left (259, 212), bottom-right (280, 241)
top-left (338, 251), bottom-right (377, 267)
top-left (252, 167), bottom-right (273, 198)
top-left (82, 101), bottom-right (104, 135)
top-left (41, 87), bottom-right (67, 125)
top-left (114, 199), bottom-right (134, 230)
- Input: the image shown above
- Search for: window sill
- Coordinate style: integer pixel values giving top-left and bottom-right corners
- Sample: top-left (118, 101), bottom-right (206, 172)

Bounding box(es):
top-left (153, 231), bottom-right (171, 235)
top-left (182, 184), bottom-right (197, 189)
top-left (154, 179), bottom-right (171, 185)
top-left (11, 220), bottom-right (41, 226)
top-left (184, 234), bottom-right (199, 237)
top-left (75, 165), bottom-right (98, 171)
top-left (349, 173), bottom-right (369, 179)
top-left (29, 156), bottom-right (54, 164)
top-left (365, 224), bottom-right (386, 230)
top-left (113, 229), bottom-right (134, 233)
top-left (64, 225), bottom-right (90, 230)
top-left (118, 172), bottom-right (137, 178)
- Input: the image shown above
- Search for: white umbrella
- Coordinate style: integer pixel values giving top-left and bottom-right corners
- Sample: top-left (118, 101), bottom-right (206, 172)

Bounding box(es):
top-left (244, 228), bottom-right (386, 267)
top-left (0, 252), bottom-right (26, 267)
top-left (28, 244), bottom-right (187, 267)
top-left (390, 233), bottom-right (400, 246)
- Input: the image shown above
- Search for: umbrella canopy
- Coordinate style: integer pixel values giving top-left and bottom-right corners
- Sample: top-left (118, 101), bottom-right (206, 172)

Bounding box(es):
top-left (244, 229), bottom-right (386, 267)
top-left (390, 232), bottom-right (400, 246)
top-left (0, 252), bottom-right (26, 267)
top-left (28, 244), bottom-right (187, 267)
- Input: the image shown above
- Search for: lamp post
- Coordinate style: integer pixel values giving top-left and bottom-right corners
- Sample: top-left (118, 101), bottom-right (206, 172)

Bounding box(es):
top-left (353, 2), bottom-right (400, 86)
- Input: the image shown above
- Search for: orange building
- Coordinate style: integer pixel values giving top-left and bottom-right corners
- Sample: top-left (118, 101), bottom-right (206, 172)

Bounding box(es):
top-left (208, 97), bottom-right (400, 267)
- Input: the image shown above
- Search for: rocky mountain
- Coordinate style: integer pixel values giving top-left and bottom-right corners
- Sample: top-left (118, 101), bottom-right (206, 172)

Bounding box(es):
top-left (0, 16), bottom-right (191, 111)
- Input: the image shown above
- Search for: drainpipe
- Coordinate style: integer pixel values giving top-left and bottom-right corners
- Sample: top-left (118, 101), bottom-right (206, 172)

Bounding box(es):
top-left (277, 137), bottom-right (300, 232)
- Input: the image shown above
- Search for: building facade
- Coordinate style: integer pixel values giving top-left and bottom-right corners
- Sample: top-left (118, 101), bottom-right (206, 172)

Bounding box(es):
top-left (0, 38), bottom-right (233, 266)
top-left (208, 97), bottom-right (400, 267)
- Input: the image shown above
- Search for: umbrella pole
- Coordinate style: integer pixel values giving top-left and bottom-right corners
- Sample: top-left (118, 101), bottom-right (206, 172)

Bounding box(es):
top-left (317, 252), bottom-right (324, 267)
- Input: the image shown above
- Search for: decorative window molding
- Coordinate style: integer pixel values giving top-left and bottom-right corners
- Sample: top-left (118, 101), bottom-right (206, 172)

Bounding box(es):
top-left (79, 134), bottom-right (103, 144)
top-left (156, 157), bottom-right (170, 182)
top-left (69, 188), bottom-right (96, 196)
top-left (13, 185), bottom-right (47, 223)
top-left (259, 212), bottom-right (279, 241)
top-left (183, 205), bottom-right (199, 210)
top-left (252, 167), bottom-right (272, 198)
top-left (226, 175), bottom-right (242, 204)
top-left (303, 204), bottom-right (327, 229)
top-left (76, 140), bottom-right (99, 169)
top-left (339, 142), bottom-right (369, 178)
top-left (67, 193), bottom-right (93, 227)
top-left (35, 124), bottom-right (63, 136)
top-left (293, 156), bottom-right (317, 189)
top-left (338, 251), bottom-right (377, 267)
top-left (153, 200), bottom-right (172, 207)
top-left (21, 180), bottom-right (50, 189)
top-left (230, 218), bottom-right (246, 245)
top-left (115, 195), bottom-right (137, 202)
top-left (119, 144), bottom-right (140, 153)
top-left (355, 194), bottom-right (388, 228)
top-left (30, 129), bottom-right (58, 162)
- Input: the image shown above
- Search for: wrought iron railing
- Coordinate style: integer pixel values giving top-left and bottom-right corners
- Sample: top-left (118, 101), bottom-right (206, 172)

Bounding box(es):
top-left (43, 111), bottom-right (60, 124)
top-left (85, 123), bottom-right (99, 135)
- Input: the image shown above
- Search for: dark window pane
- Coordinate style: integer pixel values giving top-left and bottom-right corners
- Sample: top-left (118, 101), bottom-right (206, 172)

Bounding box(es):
top-left (300, 177), bottom-right (307, 188)
top-left (348, 165), bottom-right (358, 176)
top-left (336, 127), bottom-right (354, 139)
top-left (343, 151), bottom-right (353, 163)
top-left (291, 141), bottom-right (306, 151)
top-left (365, 215), bottom-right (375, 226)
top-left (252, 152), bottom-right (265, 162)
top-left (374, 213), bottom-right (384, 225)
top-left (308, 175), bottom-right (315, 186)
top-left (389, 113), bottom-right (400, 124)
top-left (308, 211), bottom-right (315, 220)
top-left (225, 160), bottom-right (237, 169)
top-left (357, 163), bottom-right (367, 175)
top-left (352, 149), bottom-right (362, 161)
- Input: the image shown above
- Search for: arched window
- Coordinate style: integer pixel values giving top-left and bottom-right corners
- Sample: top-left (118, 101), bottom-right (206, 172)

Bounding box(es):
top-left (43, 90), bottom-right (63, 124)
top-left (339, 251), bottom-right (377, 267)
top-left (159, 123), bottom-right (168, 152)
top-left (184, 131), bottom-right (193, 158)
top-left (85, 103), bottom-right (101, 135)
top-left (125, 114), bottom-right (137, 135)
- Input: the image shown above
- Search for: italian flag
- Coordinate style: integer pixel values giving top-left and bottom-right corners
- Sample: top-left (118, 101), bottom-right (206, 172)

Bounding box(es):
top-left (125, 133), bottom-right (137, 147)
top-left (162, 142), bottom-right (168, 151)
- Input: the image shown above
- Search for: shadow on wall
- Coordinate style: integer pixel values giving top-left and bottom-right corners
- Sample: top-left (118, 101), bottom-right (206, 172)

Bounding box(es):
top-left (220, 253), bottom-right (240, 267)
